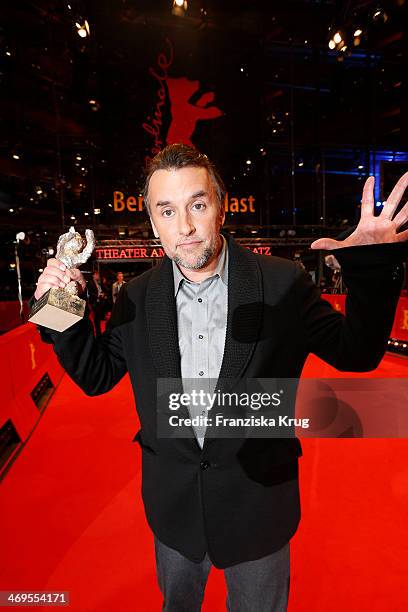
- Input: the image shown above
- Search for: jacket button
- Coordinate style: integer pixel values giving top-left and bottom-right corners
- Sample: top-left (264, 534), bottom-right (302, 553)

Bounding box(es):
top-left (200, 460), bottom-right (210, 470)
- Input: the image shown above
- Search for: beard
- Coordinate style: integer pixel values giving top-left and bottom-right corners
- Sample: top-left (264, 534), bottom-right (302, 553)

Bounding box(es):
top-left (172, 235), bottom-right (220, 270)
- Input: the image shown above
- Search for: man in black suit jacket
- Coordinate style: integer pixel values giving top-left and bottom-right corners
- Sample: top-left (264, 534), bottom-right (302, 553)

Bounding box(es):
top-left (34, 145), bottom-right (408, 611)
top-left (87, 270), bottom-right (109, 336)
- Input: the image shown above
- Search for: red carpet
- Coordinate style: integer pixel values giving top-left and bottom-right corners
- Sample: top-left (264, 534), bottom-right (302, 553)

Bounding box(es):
top-left (0, 353), bottom-right (407, 611)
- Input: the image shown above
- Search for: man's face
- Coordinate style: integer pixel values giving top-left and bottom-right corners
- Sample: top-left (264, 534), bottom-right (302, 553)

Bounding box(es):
top-left (148, 166), bottom-right (225, 271)
top-left (117, 272), bottom-right (124, 282)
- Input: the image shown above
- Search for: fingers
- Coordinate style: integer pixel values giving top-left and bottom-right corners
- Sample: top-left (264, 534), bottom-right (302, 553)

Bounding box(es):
top-left (310, 238), bottom-right (342, 250)
top-left (68, 268), bottom-right (86, 291)
top-left (68, 267), bottom-right (83, 281)
top-left (381, 172), bottom-right (408, 220)
top-left (360, 176), bottom-right (375, 218)
top-left (391, 200), bottom-right (408, 229)
top-left (34, 259), bottom-right (71, 300)
top-left (47, 258), bottom-right (65, 270)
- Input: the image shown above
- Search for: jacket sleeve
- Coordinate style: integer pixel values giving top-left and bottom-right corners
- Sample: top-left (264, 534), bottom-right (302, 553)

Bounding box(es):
top-left (32, 284), bottom-right (133, 396)
top-left (295, 242), bottom-right (407, 371)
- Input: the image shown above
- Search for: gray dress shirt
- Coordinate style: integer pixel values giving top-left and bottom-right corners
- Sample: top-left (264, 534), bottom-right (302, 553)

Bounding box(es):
top-left (172, 236), bottom-right (228, 448)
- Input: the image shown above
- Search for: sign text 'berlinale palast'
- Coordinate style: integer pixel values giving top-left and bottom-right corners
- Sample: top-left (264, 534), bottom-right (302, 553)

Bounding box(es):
top-left (112, 191), bottom-right (256, 213)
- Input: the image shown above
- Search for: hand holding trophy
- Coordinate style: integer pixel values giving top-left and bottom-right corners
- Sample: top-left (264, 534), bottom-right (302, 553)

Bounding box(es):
top-left (29, 226), bottom-right (95, 332)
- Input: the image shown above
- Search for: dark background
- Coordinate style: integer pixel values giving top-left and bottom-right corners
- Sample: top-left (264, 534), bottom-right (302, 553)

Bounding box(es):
top-left (0, 0), bottom-right (406, 297)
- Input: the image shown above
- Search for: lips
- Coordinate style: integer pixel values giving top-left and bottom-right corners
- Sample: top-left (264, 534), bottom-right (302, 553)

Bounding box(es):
top-left (177, 240), bottom-right (203, 247)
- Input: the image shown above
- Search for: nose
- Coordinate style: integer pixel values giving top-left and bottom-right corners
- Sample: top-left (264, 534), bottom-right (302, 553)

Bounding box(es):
top-left (177, 210), bottom-right (195, 236)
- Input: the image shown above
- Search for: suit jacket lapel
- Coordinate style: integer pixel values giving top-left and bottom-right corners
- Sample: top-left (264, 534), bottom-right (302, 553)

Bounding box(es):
top-left (202, 235), bottom-right (263, 450)
top-left (145, 256), bottom-right (181, 379)
top-left (217, 234), bottom-right (263, 385)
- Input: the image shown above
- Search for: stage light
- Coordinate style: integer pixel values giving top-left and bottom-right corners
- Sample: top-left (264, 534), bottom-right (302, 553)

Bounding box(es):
top-left (172, 0), bottom-right (187, 16)
top-left (76, 24), bottom-right (87, 38)
top-left (340, 45), bottom-right (347, 52)
top-left (9, 208), bottom-right (14, 213)
top-left (358, 165), bottom-right (364, 169)
top-left (38, 268), bottom-right (43, 273)
top-left (70, 215), bottom-right (76, 220)
top-left (298, 161), bottom-right (304, 167)
top-left (94, 208), bottom-right (101, 215)
top-left (89, 99), bottom-right (100, 111)
top-left (36, 187), bottom-right (43, 195)
top-left (84, 212), bottom-right (89, 216)
top-left (76, 155), bottom-right (81, 160)
top-left (48, 248), bottom-right (54, 255)
top-left (76, 19), bottom-right (90, 38)
top-left (10, 263), bottom-right (16, 269)
top-left (246, 160), bottom-right (252, 165)
top-left (333, 32), bottom-right (342, 44)
top-left (354, 29), bottom-right (362, 37)
top-left (328, 39), bottom-right (335, 49)
top-left (373, 8), bottom-right (388, 22)
top-left (12, 153), bottom-right (20, 160)
top-left (6, 51), bottom-right (11, 57)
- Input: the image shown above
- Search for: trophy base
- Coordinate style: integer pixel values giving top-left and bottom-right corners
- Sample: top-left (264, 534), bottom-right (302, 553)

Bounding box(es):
top-left (28, 287), bottom-right (86, 332)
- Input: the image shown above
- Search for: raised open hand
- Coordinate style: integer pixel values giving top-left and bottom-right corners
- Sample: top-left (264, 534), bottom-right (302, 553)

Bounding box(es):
top-left (310, 173), bottom-right (408, 250)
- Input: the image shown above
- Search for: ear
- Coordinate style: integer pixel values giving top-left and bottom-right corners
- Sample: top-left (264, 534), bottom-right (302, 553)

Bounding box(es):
top-left (150, 218), bottom-right (159, 239)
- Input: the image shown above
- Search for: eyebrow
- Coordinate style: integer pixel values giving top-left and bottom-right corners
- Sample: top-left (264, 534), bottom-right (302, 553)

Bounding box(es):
top-left (155, 190), bottom-right (208, 208)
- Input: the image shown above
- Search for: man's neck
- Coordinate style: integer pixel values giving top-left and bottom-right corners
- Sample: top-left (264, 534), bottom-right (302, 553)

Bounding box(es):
top-left (178, 234), bottom-right (224, 283)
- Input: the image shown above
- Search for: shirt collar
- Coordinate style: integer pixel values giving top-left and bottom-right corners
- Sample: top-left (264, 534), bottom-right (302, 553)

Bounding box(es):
top-left (172, 234), bottom-right (228, 297)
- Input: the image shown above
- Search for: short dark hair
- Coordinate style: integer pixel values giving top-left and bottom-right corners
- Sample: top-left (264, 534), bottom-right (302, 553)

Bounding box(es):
top-left (143, 144), bottom-right (226, 214)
